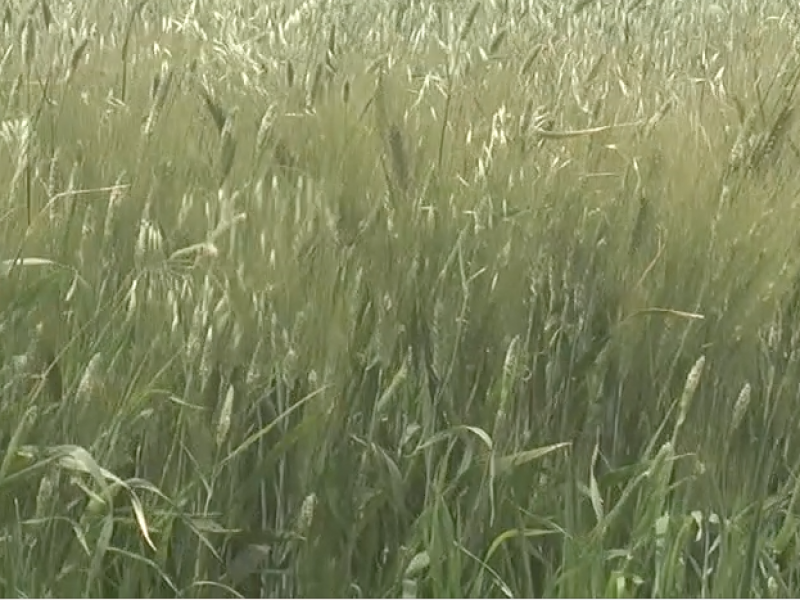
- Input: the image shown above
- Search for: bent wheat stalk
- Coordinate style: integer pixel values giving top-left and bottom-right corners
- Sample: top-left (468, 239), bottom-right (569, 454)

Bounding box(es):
top-left (532, 121), bottom-right (644, 139)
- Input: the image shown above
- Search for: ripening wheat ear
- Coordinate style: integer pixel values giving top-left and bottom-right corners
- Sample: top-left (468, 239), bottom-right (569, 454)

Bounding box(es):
top-left (671, 355), bottom-right (705, 446)
top-left (729, 382), bottom-right (752, 435)
top-left (750, 103), bottom-right (794, 171)
top-left (726, 100), bottom-right (795, 177)
top-left (215, 383), bottom-right (235, 448)
top-left (76, 353), bottom-right (104, 404)
top-left (65, 37), bottom-right (89, 84)
top-left (142, 65), bottom-right (174, 139)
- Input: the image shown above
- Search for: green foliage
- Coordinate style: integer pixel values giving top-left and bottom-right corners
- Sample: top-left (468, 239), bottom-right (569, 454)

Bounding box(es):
top-left (2, 0), bottom-right (800, 596)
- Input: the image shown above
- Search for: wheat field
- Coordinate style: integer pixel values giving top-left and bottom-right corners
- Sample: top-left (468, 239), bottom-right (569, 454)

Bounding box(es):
top-left (2, 0), bottom-right (800, 597)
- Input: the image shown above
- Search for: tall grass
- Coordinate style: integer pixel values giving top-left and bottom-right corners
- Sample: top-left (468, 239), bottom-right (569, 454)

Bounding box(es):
top-left (2, 0), bottom-right (800, 596)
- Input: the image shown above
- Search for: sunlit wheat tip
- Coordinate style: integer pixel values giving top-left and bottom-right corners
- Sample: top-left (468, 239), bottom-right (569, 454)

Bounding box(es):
top-left (296, 492), bottom-right (317, 536)
top-left (199, 326), bottom-right (215, 380)
top-left (730, 382), bottom-right (751, 434)
top-left (255, 106), bottom-right (275, 150)
top-left (677, 355), bottom-right (705, 430)
top-left (502, 335), bottom-right (520, 376)
top-left (127, 279), bottom-right (138, 314)
top-left (20, 17), bottom-right (35, 69)
top-left (46, 149), bottom-right (60, 199)
top-left (326, 23), bottom-right (337, 63)
top-left (76, 352), bottom-right (103, 403)
top-left (135, 218), bottom-right (164, 263)
top-left (683, 356), bottom-right (705, 398)
top-left (215, 383), bottom-right (235, 447)
top-left (767, 322), bottom-right (780, 351)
